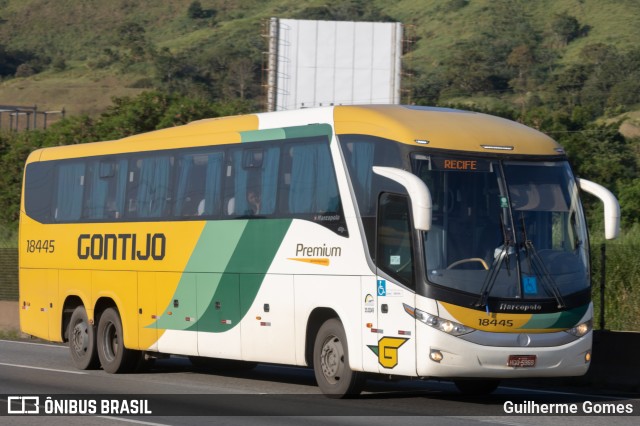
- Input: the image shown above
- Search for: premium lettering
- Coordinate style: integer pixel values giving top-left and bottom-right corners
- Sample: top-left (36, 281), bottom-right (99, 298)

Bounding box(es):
top-left (296, 243), bottom-right (341, 257)
top-left (77, 233), bottom-right (166, 261)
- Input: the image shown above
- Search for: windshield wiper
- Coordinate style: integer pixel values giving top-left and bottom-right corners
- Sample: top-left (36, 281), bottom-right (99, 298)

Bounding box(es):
top-left (519, 214), bottom-right (566, 309)
top-left (475, 214), bottom-right (512, 310)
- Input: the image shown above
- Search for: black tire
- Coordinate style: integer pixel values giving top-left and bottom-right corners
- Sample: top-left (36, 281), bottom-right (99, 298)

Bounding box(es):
top-left (313, 318), bottom-right (364, 398)
top-left (189, 356), bottom-right (257, 372)
top-left (68, 306), bottom-right (99, 370)
top-left (454, 379), bottom-right (500, 395)
top-left (96, 307), bottom-right (139, 374)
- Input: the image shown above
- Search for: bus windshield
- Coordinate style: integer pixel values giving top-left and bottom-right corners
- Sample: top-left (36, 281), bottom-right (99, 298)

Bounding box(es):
top-left (412, 155), bottom-right (590, 301)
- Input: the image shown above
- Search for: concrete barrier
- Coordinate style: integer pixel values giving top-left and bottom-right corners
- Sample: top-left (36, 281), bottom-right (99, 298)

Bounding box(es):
top-left (0, 300), bottom-right (19, 333)
top-left (586, 330), bottom-right (640, 392)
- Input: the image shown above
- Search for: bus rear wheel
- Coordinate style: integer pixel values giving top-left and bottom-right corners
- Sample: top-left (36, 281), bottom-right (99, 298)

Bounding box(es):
top-left (97, 307), bottom-right (139, 374)
top-left (68, 306), bottom-right (99, 370)
top-left (313, 318), bottom-right (364, 398)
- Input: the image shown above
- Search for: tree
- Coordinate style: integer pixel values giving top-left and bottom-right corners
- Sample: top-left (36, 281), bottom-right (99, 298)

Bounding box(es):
top-left (187, 1), bottom-right (215, 20)
top-left (224, 58), bottom-right (255, 100)
top-left (187, 1), bottom-right (205, 19)
top-left (507, 44), bottom-right (536, 93)
top-left (551, 13), bottom-right (582, 47)
top-left (14, 63), bottom-right (35, 77)
top-left (115, 22), bottom-right (151, 62)
top-left (618, 178), bottom-right (640, 226)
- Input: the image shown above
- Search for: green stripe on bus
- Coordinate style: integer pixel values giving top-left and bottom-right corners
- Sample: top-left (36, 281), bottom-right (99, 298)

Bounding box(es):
top-left (520, 304), bottom-right (589, 330)
top-left (186, 220), bottom-right (248, 272)
top-left (283, 123), bottom-right (333, 140)
top-left (241, 128), bottom-right (286, 143)
top-left (240, 124), bottom-right (332, 143)
top-left (154, 219), bottom-right (292, 332)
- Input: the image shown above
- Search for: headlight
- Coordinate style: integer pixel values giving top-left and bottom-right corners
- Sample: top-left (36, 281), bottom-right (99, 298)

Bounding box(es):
top-left (565, 319), bottom-right (592, 337)
top-left (414, 308), bottom-right (475, 336)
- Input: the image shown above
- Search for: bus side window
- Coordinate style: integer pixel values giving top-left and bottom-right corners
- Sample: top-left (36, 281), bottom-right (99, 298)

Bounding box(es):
top-left (376, 193), bottom-right (415, 288)
top-left (174, 152), bottom-right (223, 217)
top-left (228, 147), bottom-right (279, 216)
top-left (288, 142), bottom-right (339, 214)
top-left (130, 156), bottom-right (173, 218)
top-left (84, 159), bottom-right (127, 220)
top-left (54, 162), bottom-right (86, 221)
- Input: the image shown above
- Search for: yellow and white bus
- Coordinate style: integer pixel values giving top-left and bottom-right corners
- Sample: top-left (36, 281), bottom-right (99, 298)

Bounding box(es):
top-left (19, 105), bottom-right (619, 396)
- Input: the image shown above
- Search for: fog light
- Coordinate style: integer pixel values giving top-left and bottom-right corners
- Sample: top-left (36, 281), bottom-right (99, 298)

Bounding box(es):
top-left (430, 349), bottom-right (443, 363)
top-left (585, 351), bottom-right (591, 363)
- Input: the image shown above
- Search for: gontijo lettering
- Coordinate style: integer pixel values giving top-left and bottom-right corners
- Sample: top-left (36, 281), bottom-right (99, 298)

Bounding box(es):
top-left (77, 233), bottom-right (166, 260)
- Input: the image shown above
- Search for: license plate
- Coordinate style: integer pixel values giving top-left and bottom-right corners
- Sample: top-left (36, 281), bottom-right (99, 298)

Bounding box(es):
top-left (508, 355), bottom-right (536, 368)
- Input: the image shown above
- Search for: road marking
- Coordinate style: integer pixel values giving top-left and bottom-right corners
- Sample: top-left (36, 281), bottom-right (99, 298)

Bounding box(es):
top-left (0, 362), bottom-right (88, 375)
top-left (0, 339), bottom-right (66, 349)
top-left (97, 416), bottom-right (172, 426)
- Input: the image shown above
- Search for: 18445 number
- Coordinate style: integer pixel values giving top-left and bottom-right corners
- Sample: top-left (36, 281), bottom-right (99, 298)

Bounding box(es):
top-left (478, 318), bottom-right (514, 327)
top-left (25, 239), bottom-right (55, 253)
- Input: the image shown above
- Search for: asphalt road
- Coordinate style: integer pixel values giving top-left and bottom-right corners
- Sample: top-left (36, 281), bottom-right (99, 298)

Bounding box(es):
top-left (0, 339), bottom-right (637, 426)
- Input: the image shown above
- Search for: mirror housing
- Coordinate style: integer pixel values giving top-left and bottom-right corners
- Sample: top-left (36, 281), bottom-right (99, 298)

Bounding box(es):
top-left (373, 166), bottom-right (432, 231)
top-left (577, 178), bottom-right (620, 240)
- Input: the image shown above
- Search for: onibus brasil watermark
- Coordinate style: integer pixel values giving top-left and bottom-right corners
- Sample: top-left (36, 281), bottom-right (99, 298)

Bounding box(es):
top-left (7, 396), bottom-right (151, 415)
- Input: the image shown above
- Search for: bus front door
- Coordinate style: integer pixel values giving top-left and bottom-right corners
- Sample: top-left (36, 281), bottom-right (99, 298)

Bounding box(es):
top-left (374, 193), bottom-right (417, 376)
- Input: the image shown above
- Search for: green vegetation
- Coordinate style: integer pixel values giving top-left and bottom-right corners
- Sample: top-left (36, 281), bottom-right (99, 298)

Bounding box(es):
top-left (0, 0), bottom-right (639, 330)
top-left (591, 225), bottom-right (640, 331)
top-left (0, 328), bottom-right (22, 340)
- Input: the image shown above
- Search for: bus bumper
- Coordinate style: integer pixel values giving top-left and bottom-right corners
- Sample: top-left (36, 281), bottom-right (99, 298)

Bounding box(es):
top-left (416, 329), bottom-right (592, 379)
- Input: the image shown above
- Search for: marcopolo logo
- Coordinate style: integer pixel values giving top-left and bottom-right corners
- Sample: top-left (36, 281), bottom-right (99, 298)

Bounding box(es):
top-left (498, 302), bottom-right (543, 312)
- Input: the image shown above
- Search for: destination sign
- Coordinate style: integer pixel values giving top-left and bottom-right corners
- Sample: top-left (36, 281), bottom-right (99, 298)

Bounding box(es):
top-left (431, 157), bottom-right (492, 172)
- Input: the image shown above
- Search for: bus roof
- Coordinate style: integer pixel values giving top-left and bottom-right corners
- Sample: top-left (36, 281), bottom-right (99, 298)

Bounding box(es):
top-left (333, 105), bottom-right (561, 155)
top-left (29, 105), bottom-right (561, 163)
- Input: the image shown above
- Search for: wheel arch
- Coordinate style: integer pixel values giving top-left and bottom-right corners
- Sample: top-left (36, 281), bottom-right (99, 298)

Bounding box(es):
top-left (61, 295), bottom-right (85, 342)
top-left (305, 307), bottom-right (340, 367)
top-left (93, 296), bottom-right (118, 327)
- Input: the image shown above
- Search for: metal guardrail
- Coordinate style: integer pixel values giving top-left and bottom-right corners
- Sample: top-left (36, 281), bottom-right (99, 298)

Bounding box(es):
top-left (0, 104), bottom-right (65, 131)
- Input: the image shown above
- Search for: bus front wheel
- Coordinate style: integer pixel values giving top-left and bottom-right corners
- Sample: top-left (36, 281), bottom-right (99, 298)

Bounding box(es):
top-left (68, 306), bottom-right (99, 370)
top-left (97, 307), bottom-right (139, 374)
top-left (313, 318), bottom-right (364, 398)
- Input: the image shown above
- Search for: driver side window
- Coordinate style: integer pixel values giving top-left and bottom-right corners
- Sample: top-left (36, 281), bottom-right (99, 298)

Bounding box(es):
top-left (376, 193), bottom-right (414, 288)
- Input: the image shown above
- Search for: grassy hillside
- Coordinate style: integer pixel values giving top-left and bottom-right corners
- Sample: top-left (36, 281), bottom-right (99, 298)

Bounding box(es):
top-left (2, 0), bottom-right (640, 116)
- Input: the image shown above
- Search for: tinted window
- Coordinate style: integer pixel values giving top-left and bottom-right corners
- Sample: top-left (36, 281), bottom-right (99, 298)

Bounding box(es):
top-left (377, 193), bottom-right (414, 288)
top-left (227, 147), bottom-right (280, 216)
top-left (55, 162), bottom-right (85, 221)
top-left (84, 159), bottom-right (128, 220)
top-left (288, 143), bottom-right (339, 214)
top-left (174, 151), bottom-right (224, 217)
top-left (24, 136), bottom-right (347, 235)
